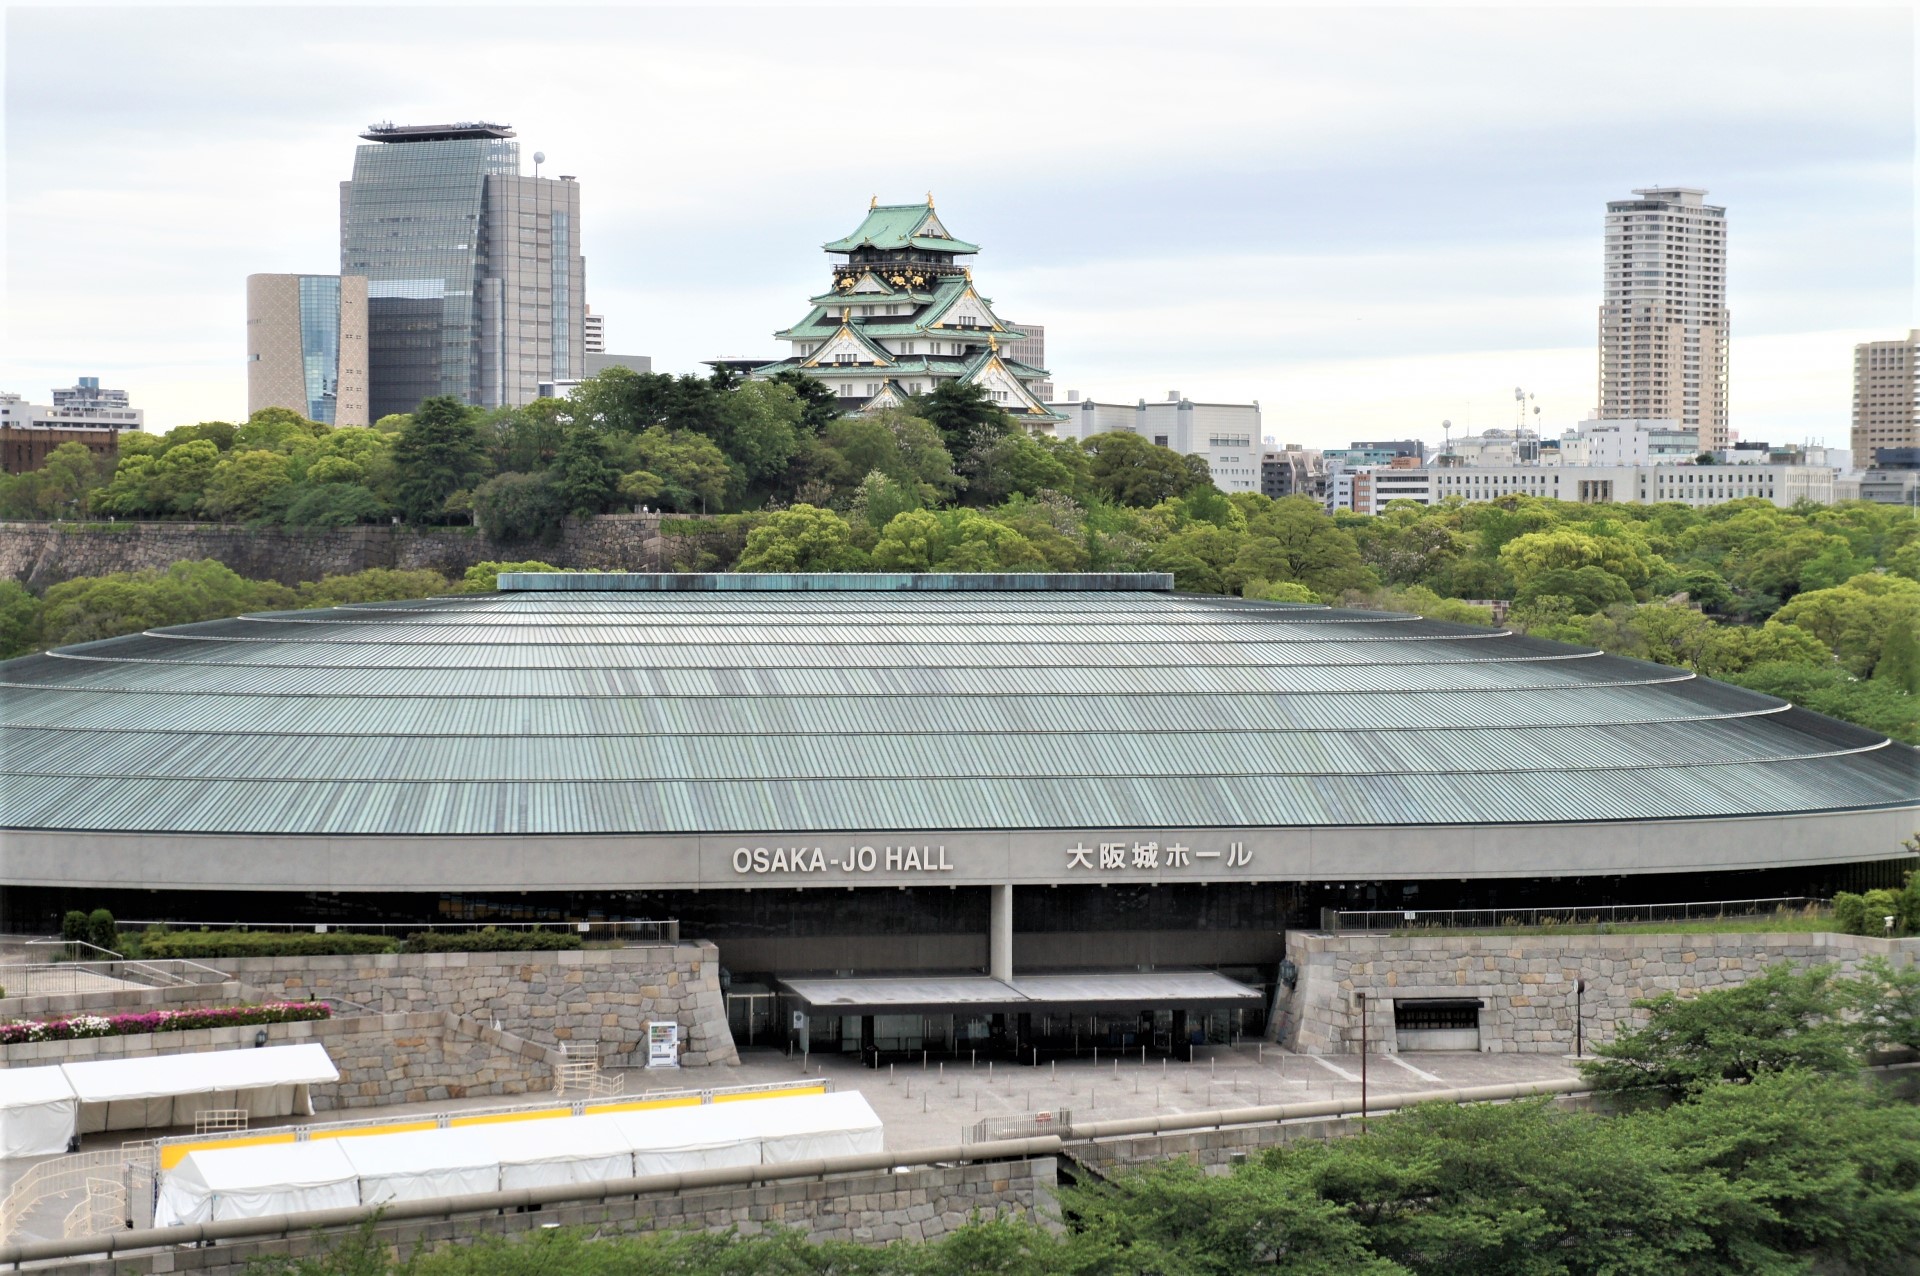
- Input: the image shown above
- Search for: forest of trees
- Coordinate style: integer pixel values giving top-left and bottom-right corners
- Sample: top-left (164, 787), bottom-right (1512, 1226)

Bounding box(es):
top-left (0, 367), bottom-right (1914, 742)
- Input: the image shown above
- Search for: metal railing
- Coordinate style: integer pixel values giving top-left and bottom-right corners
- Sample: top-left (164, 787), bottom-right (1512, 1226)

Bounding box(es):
top-left (0, 1144), bottom-right (153, 1245)
top-left (110, 918), bottom-right (681, 943)
top-left (1323, 895), bottom-right (1825, 934)
top-left (0, 957), bottom-right (234, 999)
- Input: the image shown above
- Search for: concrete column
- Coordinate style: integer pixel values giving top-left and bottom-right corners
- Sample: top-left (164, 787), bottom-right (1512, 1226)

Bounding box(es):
top-left (989, 883), bottom-right (1014, 982)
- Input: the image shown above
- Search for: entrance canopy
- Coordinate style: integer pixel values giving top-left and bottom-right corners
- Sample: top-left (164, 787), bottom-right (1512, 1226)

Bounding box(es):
top-left (777, 969), bottom-right (1264, 1017)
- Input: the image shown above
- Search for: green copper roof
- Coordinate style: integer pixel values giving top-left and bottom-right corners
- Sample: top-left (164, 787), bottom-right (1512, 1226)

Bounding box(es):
top-left (1, 576), bottom-right (1913, 836)
top-left (824, 204), bottom-right (980, 254)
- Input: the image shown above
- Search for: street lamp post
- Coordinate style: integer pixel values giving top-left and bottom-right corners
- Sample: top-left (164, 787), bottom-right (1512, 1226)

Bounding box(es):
top-left (1356, 991), bottom-right (1368, 1131)
top-left (1575, 978), bottom-right (1586, 1058)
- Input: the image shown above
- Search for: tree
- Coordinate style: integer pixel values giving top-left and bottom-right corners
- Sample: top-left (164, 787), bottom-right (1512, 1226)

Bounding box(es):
top-left (148, 439), bottom-right (221, 514)
top-left (625, 428), bottom-right (730, 513)
top-left (35, 442), bottom-right (109, 518)
top-left (1081, 431), bottom-right (1211, 507)
top-left (767, 369), bottom-right (840, 435)
top-left (1872, 612), bottom-right (1920, 693)
top-left (735, 505), bottom-right (867, 571)
top-left (820, 411), bottom-right (959, 505)
top-left (550, 429), bottom-right (622, 517)
top-left (566, 366), bottom-right (680, 435)
top-left (457, 561), bottom-right (563, 594)
top-left (1231, 497), bottom-right (1376, 598)
top-left (911, 379), bottom-right (1012, 452)
top-left (1773, 572), bottom-right (1920, 677)
top-left (869, 509), bottom-right (1043, 572)
top-left (1582, 962), bottom-right (1856, 1096)
top-left (1514, 564), bottom-right (1634, 615)
top-left (1499, 527), bottom-right (1661, 595)
top-left (38, 560), bottom-right (293, 648)
top-left (0, 580), bottom-right (41, 658)
top-left (710, 380), bottom-right (802, 493)
top-left (294, 569), bottom-right (452, 608)
top-left (473, 472), bottom-right (566, 543)
top-left (1245, 579), bottom-right (1319, 603)
top-left (199, 449), bottom-right (294, 520)
top-left (280, 483), bottom-right (386, 528)
top-left (957, 429), bottom-right (1081, 506)
top-left (391, 396), bottom-right (486, 524)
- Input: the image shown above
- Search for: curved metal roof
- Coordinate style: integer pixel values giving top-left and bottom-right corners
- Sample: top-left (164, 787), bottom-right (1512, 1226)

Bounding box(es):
top-left (1, 574), bottom-right (1913, 836)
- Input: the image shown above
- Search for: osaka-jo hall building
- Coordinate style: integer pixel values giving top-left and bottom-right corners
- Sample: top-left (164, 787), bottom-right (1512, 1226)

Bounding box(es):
top-left (4, 572), bottom-right (1915, 1049)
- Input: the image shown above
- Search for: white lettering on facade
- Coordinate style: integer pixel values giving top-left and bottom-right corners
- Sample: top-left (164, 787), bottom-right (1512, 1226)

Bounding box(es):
top-left (1062, 838), bottom-right (1250, 872)
top-left (731, 844), bottom-right (952, 876)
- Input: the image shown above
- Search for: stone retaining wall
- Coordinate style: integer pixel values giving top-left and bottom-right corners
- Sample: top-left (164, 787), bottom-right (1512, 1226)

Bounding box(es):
top-left (219, 944), bottom-right (737, 1068)
top-left (0, 515), bottom-right (709, 589)
top-left (1278, 929), bottom-right (1920, 1055)
top-left (45, 1157), bottom-right (1057, 1275)
top-left (0, 1012), bottom-right (558, 1110)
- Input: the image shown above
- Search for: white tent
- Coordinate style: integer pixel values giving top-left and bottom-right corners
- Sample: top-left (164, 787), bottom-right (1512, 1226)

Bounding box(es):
top-left (335, 1127), bottom-right (499, 1205)
top-left (610, 1104), bottom-right (771, 1177)
top-left (736, 1092), bottom-right (883, 1164)
top-left (154, 1140), bottom-right (358, 1227)
top-left (62, 1044), bottom-right (338, 1133)
top-left (479, 1115), bottom-right (634, 1189)
top-left (0, 1066), bottom-right (79, 1158)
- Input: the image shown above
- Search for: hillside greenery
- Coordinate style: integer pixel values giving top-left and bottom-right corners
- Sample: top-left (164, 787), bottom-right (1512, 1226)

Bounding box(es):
top-left (0, 369), bottom-right (1914, 742)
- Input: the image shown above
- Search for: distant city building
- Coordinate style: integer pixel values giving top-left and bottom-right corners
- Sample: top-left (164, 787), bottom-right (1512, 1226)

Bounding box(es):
top-left (584, 306), bottom-right (605, 355)
top-left (1045, 393), bottom-right (1263, 493)
top-left (1579, 418), bottom-right (1699, 466)
top-left (246, 274), bottom-right (369, 426)
top-left (753, 199), bottom-right (1056, 421)
top-left (1859, 467), bottom-right (1920, 507)
top-left (1000, 323), bottom-right (1050, 400)
top-left (539, 352), bottom-right (654, 399)
top-left (341, 121), bottom-right (585, 418)
top-left (1260, 445), bottom-right (1325, 500)
top-left (1852, 330), bottom-right (1919, 468)
top-left (45, 377), bottom-right (141, 427)
top-left (1347, 438), bottom-right (1425, 462)
top-left (1598, 187), bottom-right (1729, 451)
top-left (0, 378), bottom-right (139, 475)
top-left (1429, 463), bottom-right (1830, 509)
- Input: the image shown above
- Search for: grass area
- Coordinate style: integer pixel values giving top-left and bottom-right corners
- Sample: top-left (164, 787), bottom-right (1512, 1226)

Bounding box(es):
top-left (1388, 910), bottom-right (1842, 938)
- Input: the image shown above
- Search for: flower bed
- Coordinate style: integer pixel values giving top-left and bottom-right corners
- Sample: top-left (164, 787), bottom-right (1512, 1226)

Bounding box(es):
top-left (0, 1000), bottom-right (330, 1045)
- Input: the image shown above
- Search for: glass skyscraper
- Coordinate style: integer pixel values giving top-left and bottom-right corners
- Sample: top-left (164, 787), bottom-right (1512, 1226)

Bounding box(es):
top-left (341, 122), bottom-right (586, 419)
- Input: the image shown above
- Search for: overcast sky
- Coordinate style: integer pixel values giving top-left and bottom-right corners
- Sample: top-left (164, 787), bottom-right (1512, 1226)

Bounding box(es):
top-left (3, 3), bottom-right (1913, 449)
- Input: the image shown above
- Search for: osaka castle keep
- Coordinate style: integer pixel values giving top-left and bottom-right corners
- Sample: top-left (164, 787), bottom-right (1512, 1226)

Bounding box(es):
top-left (753, 197), bottom-right (1062, 422)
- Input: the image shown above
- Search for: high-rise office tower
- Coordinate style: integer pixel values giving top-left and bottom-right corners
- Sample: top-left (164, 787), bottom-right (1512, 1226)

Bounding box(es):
top-left (1852, 331), bottom-right (1920, 467)
top-left (246, 274), bottom-right (370, 425)
top-left (340, 122), bottom-right (585, 420)
top-left (1597, 187), bottom-right (1729, 451)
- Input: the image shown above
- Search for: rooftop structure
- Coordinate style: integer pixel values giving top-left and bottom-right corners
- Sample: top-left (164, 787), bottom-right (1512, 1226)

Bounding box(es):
top-left (359, 121), bottom-right (516, 143)
top-left (1043, 395), bottom-right (1263, 492)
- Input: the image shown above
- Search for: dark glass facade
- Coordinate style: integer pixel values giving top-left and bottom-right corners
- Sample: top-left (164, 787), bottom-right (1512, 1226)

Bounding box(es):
top-left (341, 136), bottom-right (516, 419)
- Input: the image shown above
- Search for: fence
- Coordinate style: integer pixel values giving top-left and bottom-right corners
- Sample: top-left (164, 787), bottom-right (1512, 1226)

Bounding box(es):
top-left (109, 918), bottom-right (682, 943)
top-left (965, 1109), bottom-right (1072, 1145)
top-left (0, 956), bottom-right (234, 999)
top-left (0, 1144), bottom-right (154, 1244)
top-left (1322, 895), bottom-right (1825, 934)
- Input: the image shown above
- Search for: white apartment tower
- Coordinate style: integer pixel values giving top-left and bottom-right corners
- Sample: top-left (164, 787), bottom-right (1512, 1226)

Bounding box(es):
top-left (1598, 187), bottom-right (1729, 451)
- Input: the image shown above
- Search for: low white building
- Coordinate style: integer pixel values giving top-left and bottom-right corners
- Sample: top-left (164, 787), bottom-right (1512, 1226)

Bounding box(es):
top-left (1045, 393), bottom-right (1263, 493)
top-left (1428, 463), bottom-right (1833, 509)
top-left (1579, 418), bottom-right (1698, 465)
top-left (0, 378), bottom-right (143, 431)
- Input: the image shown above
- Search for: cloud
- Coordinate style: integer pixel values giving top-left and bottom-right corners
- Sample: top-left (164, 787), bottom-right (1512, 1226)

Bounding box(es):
top-left (2, 4), bottom-right (1911, 443)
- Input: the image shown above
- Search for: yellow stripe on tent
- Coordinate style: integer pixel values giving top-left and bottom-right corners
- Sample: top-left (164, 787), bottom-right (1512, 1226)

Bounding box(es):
top-left (309, 1120), bottom-right (440, 1141)
top-left (712, 1086), bottom-right (827, 1103)
top-left (448, 1107), bottom-right (573, 1127)
top-left (159, 1133), bottom-right (295, 1170)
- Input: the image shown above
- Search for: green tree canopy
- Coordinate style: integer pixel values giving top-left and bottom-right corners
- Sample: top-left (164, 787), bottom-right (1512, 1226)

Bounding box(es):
top-left (391, 396), bottom-right (486, 524)
top-left (734, 504), bottom-right (868, 572)
top-left (1080, 431), bottom-right (1212, 507)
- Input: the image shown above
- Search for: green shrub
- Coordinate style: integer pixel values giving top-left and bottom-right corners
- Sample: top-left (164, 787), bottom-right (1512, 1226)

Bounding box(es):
top-left (136, 929), bottom-right (400, 959)
top-left (86, 908), bottom-right (118, 954)
top-left (60, 910), bottom-right (88, 943)
top-left (1834, 891), bottom-right (1869, 935)
top-left (400, 926), bottom-right (583, 954)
